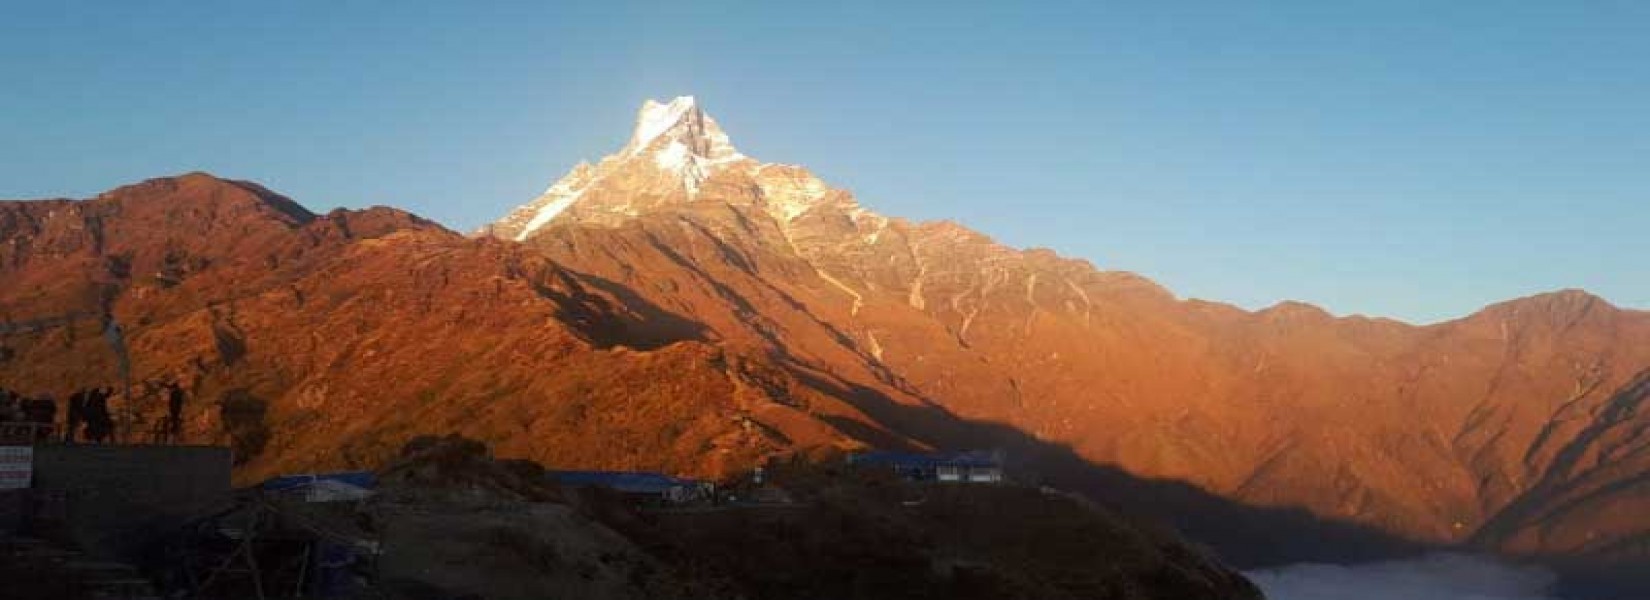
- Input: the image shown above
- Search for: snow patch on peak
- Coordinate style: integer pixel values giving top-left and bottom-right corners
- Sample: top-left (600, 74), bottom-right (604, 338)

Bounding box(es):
top-left (655, 140), bottom-right (691, 171)
top-left (514, 190), bottom-right (582, 241)
top-left (512, 163), bottom-right (602, 240)
top-left (654, 141), bottom-right (714, 195)
top-left (629, 96), bottom-right (698, 155)
top-left (626, 96), bottom-right (744, 163)
top-left (545, 161), bottom-right (594, 194)
top-left (753, 164), bottom-right (833, 223)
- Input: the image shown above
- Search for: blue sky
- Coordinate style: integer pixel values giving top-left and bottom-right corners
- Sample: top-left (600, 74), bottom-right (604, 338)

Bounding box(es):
top-left (2, 1), bottom-right (1645, 324)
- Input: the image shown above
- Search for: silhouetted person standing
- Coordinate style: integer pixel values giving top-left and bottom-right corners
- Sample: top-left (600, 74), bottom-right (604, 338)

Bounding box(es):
top-left (4, 391), bottom-right (24, 424)
top-left (165, 382), bottom-right (185, 443)
top-left (85, 388), bottom-right (113, 444)
top-left (66, 389), bottom-right (87, 443)
top-left (102, 386), bottom-right (118, 443)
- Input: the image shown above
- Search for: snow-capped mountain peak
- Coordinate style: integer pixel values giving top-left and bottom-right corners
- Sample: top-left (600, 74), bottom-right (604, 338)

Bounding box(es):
top-left (626, 96), bottom-right (743, 163)
top-left (630, 96), bottom-right (696, 150)
top-left (487, 96), bottom-right (863, 241)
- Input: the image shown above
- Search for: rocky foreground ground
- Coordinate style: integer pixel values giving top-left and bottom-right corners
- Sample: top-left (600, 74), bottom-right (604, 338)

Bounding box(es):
top-left (357, 436), bottom-right (1262, 600)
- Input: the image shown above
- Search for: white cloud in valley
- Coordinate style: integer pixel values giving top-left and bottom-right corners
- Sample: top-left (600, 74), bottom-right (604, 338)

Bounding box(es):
top-left (1248, 553), bottom-right (1561, 600)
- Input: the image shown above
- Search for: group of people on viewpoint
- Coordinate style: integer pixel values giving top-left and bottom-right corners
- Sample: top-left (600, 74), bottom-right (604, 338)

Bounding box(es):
top-left (0, 380), bottom-right (187, 445)
top-left (65, 387), bottom-right (118, 443)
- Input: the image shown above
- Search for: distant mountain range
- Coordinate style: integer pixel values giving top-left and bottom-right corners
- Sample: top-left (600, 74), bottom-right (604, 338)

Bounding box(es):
top-left (2, 97), bottom-right (1646, 585)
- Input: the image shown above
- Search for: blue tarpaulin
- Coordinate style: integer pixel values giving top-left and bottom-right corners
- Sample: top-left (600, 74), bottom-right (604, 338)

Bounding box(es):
top-left (261, 471), bottom-right (377, 502)
top-left (261, 471), bottom-right (377, 492)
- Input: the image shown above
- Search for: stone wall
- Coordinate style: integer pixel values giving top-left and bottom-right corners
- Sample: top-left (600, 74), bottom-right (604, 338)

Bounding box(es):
top-left (26, 444), bottom-right (232, 556)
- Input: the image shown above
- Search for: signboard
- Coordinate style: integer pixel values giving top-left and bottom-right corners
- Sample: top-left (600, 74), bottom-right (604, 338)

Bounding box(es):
top-left (0, 446), bottom-right (32, 490)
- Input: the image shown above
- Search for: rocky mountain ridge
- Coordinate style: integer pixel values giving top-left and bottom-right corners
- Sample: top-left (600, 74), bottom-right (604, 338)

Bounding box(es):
top-left (479, 97), bottom-right (1650, 567)
top-left (2, 98), bottom-right (1647, 588)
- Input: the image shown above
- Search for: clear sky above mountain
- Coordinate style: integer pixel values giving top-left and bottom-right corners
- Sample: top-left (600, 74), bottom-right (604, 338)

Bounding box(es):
top-left (2, 1), bottom-right (1645, 323)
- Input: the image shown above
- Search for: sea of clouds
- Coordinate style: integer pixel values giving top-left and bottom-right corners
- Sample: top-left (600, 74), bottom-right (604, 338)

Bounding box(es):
top-left (1247, 553), bottom-right (1562, 600)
